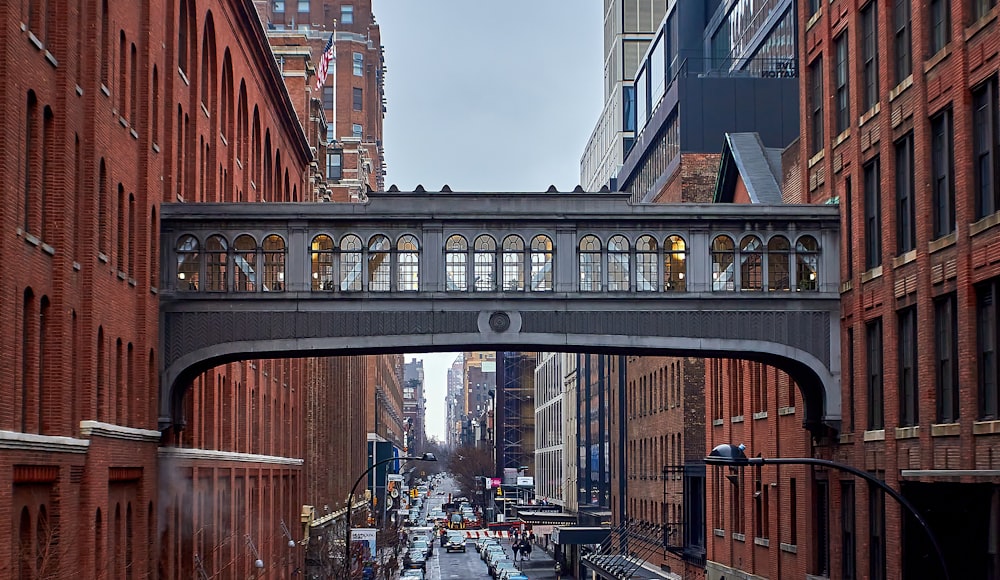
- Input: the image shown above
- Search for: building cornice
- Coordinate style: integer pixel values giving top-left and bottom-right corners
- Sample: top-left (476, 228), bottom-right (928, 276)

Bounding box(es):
top-left (0, 430), bottom-right (91, 454)
top-left (158, 447), bottom-right (304, 465)
top-left (80, 420), bottom-right (162, 442)
top-left (234, 0), bottom-right (312, 164)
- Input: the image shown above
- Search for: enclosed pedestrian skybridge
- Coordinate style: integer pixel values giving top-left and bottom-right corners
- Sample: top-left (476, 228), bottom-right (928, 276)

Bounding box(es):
top-left (159, 191), bottom-right (841, 433)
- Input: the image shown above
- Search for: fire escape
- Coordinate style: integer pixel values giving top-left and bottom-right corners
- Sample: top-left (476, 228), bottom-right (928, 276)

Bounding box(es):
top-left (582, 464), bottom-right (702, 579)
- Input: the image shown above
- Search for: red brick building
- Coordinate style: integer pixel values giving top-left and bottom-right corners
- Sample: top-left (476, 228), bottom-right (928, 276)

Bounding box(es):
top-left (708, 0), bottom-right (1000, 578)
top-left (704, 133), bottom-right (817, 580)
top-left (1, 0), bottom-right (315, 577)
top-left (621, 355), bottom-right (707, 579)
top-left (263, 0), bottom-right (386, 200)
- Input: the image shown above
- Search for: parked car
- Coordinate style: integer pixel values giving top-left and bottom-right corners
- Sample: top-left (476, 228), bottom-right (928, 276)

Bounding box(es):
top-left (401, 570), bottom-right (425, 580)
top-left (403, 549), bottom-right (427, 571)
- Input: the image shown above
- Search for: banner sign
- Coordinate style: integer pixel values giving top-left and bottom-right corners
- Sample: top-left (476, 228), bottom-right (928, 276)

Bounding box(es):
top-left (349, 528), bottom-right (377, 576)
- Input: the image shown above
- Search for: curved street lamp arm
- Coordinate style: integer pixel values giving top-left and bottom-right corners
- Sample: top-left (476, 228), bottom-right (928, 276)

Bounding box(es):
top-left (343, 454), bottom-right (430, 578)
top-left (705, 455), bottom-right (951, 580)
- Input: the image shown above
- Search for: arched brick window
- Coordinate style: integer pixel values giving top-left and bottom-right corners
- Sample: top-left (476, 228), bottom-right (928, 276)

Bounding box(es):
top-left (263, 131), bottom-right (272, 199)
top-left (178, 0), bottom-right (189, 75)
top-left (251, 106), bottom-right (261, 194)
top-left (237, 80), bottom-right (248, 165)
top-left (262, 234), bottom-right (286, 291)
top-left (502, 235), bottom-right (525, 291)
top-left (232, 234), bottom-right (257, 292)
top-left (221, 50), bottom-right (233, 141)
top-left (129, 43), bottom-right (138, 123)
top-left (578, 235), bottom-right (601, 292)
top-left (767, 235), bottom-right (790, 291)
top-left (397, 235), bottom-right (420, 291)
top-left (607, 234), bottom-right (629, 292)
top-left (368, 235), bottom-right (390, 291)
top-left (473, 235), bottom-right (496, 291)
top-left (339, 234), bottom-right (362, 291)
top-left (200, 14), bottom-right (217, 111)
top-left (311, 234), bottom-right (335, 291)
top-left (739, 234), bottom-right (763, 291)
top-left (205, 234), bottom-right (228, 291)
top-left (445, 235), bottom-right (468, 291)
top-left (41, 106), bottom-right (53, 240)
top-left (636, 235), bottom-right (658, 291)
top-left (118, 31), bottom-right (127, 114)
top-left (796, 235), bottom-right (820, 291)
top-left (530, 235), bottom-right (554, 291)
top-left (23, 91), bottom-right (37, 234)
top-left (711, 235), bottom-right (735, 291)
top-left (100, 0), bottom-right (109, 85)
top-left (116, 184), bottom-right (125, 271)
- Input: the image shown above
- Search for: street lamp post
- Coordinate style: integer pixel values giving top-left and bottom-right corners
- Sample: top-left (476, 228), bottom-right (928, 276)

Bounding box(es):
top-left (344, 452), bottom-right (436, 578)
top-left (706, 444), bottom-right (951, 580)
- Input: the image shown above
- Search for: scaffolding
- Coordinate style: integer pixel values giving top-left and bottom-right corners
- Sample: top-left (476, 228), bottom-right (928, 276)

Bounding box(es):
top-left (497, 352), bottom-right (536, 474)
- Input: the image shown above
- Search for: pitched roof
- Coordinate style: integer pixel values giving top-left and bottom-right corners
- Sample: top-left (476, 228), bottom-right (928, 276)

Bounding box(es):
top-left (713, 132), bottom-right (784, 204)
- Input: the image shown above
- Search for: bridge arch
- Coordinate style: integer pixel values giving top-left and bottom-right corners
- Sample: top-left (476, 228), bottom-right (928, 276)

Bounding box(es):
top-left (160, 322), bottom-right (837, 435)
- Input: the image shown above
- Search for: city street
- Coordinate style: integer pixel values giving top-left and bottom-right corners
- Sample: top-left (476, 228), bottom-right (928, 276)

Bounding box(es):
top-left (401, 475), bottom-right (561, 580)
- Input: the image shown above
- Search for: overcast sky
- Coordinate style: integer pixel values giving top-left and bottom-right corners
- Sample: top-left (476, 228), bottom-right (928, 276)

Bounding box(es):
top-left (375, 0), bottom-right (603, 441)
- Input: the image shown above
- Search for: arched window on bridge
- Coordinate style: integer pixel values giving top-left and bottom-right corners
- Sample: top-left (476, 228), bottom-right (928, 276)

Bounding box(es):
top-left (340, 234), bottom-right (363, 292)
top-left (664, 235), bottom-right (686, 291)
top-left (176, 235), bottom-right (200, 291)
top-left (502, 235), bottom-right (525, 291)
top-left (530, 235), bottom-right (554, 292)
top-left (445, 235), bottom-right (468, 291)
top-left (397, 235), bottom-right (419, 291)
top-left (474, 235), bottom-right (497, 291)
top-left (636, 235), bottom-right (658, 292)
top-left (205, 234), bottom-right (228, 292)
top-left (262, 234), bottom-right (285, 291)
top-left (579, 235), bottom-right (602, 292)
top-left (232, 234), bottom-right (257, 292)
top-left (608, 235), bottom-right (630, 292)
top-left (796, 235), bottom-right (819, 291)
top-left (767, 235), bottom-right (790, 291)
top-left (311, 234), bottom-right (336, 291)
top-left (368, 235), bottom-right (391, 292)
top-left (711, 235), bottom-right (735, 291)
top-left (740, 235), bottom-right (764, 291)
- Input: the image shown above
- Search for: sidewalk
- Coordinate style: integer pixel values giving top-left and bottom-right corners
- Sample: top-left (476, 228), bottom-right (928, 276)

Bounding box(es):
top-left (507, 542), bottom-right (563, 580)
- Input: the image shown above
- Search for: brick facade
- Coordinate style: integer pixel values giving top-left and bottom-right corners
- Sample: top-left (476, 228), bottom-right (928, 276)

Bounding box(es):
top-left (710, 1), bottom-right (1000, 578)
top-left (1, 0), bottom-right (313, 576)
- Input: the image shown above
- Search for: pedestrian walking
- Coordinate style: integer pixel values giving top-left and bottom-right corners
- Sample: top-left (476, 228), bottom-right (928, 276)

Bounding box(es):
top-left (524, 540), bottom-right (532, 560)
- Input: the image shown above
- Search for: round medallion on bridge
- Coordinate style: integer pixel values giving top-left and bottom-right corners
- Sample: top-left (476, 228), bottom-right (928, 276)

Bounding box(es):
top-left (489, 312), bottom-right (511, 333)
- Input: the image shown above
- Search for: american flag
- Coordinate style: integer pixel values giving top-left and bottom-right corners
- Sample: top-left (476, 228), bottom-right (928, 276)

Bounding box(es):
top-left (314, 33), bottom-right (335, 92)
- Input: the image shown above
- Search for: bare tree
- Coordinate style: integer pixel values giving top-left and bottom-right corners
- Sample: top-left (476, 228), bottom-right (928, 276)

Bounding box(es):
top-left (447, 445), bottom-right (494, 501)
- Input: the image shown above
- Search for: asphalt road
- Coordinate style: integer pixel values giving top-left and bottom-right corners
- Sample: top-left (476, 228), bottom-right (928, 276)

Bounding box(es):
top-left (401, 475), bottom-right (561, 580)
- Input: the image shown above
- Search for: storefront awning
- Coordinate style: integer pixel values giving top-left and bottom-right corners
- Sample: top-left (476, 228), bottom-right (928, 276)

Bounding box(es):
top-left (551, 526), bottom-right (610, 545)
